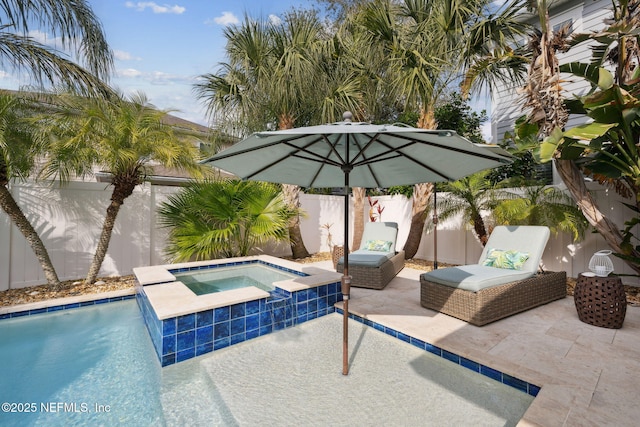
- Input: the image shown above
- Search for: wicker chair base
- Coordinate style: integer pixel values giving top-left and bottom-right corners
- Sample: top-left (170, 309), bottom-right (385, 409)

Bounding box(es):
top-left (420, 271), bottom-right (567, 326)
top-left (337, 251), bottom-right (405, 290)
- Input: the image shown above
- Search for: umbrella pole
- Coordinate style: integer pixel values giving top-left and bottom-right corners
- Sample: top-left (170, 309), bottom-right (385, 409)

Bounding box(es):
top-left (433, 188), bottom-right (438, 270)
top-left (342, 166), bottom-right (352, 375)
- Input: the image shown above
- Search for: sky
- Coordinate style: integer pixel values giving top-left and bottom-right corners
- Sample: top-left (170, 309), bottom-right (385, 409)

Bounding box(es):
top-left (0, 0), bottom-right (493, 137)
top-left (0, 1), bottom-right (313, 127)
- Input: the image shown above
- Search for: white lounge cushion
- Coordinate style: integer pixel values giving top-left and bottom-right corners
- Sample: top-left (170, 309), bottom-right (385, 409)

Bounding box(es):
top-left (338, 250), bottom-right (393, 267)
top-left (421, 225), bottom-right (551, 292)
top-left (359, 222), bottom-right (398, 251)
top-left (422, 264), bottom-right (534, 292)
top-left (477, 226), bottom-right (550, 275)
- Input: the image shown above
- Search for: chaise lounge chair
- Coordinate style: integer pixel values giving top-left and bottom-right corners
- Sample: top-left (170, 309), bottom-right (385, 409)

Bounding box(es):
top-left (420, 225), bottom-right (566, 326)
top-left (336, 221), bottom-right (405, 290)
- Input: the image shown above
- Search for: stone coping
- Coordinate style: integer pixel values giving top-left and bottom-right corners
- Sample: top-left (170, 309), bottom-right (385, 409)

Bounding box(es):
top-left (135, 255), bottom-right (342, 320)
top-left (0, 288), bottom-right (135, 316)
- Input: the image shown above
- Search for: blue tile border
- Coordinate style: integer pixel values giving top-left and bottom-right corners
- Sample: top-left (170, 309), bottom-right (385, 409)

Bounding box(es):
top-left (137, 278), bottom-right (342, 367)
top-left (0, 294), bottom-right (135, 320)
top-left (336, 308), bottom-right (541, 398)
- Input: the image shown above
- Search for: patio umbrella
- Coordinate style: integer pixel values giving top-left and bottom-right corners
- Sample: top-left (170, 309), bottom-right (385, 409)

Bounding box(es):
top-left (204, 112), bottom-right (512, 375)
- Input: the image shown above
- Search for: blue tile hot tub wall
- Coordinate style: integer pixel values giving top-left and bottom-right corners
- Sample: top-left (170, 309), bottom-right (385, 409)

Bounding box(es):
top-left (136, 279), bottom-right (342, 367)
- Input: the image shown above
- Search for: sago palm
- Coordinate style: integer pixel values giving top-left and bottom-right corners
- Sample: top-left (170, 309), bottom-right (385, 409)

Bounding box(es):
top-left (37, 92), bottom-right (204, 284)
top-left (437, 173), bottom-right (515, 245)
top-left (158, 180), bottom-right (299, 261)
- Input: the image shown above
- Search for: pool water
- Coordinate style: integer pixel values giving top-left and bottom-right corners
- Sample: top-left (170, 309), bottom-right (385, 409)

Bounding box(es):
top-left (0, 300), bottom-right (533, 426)
top-left (174, 264), bottom-right (298, 295)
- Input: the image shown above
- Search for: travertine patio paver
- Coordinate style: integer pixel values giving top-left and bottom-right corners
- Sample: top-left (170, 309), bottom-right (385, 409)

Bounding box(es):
top-left (318, 261), bottom-right (640, 427)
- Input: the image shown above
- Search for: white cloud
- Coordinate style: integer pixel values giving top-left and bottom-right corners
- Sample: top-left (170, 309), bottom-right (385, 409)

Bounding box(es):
top-left (125, 2), bottom-right (185, 14)
top-left (115, 68), bottom-right (191, 86)
top-left (268, 14), bottom-right (282, 26)
top-left (27, 30), bottom-right (64, 47)
top-left (212, 11), bottom-right (240, 26)
top-left (118, 68), bottom-right (143, 78)
top-left (114, 50), bottom-right (141, 61)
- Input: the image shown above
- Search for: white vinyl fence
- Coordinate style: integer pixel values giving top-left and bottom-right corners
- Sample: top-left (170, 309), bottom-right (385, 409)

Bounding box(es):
top-left (1, 180), bottom-right (638, 291)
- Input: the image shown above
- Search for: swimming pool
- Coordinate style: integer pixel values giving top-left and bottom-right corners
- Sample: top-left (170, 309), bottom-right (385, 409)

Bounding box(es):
top-left (174, 263), bottom-right (300, 295)
top-left (134, 256), bottom-right (343, 366)
top-left (0, 299), bottom-right (534, 426)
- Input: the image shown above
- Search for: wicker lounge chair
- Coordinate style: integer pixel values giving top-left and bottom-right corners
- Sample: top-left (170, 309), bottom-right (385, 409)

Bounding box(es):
top-left (336, 222), bottom-right (405, 290)
top-left (420, 225), bottom-right (566, 326)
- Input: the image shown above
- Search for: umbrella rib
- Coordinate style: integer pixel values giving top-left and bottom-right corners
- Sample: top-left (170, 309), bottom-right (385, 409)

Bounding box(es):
top-left (348, 133), bottom-right (384, 188)
top-left (231, 135), bottom-right (344, 184)
top-left (352, 133), bottom-right (511, 181)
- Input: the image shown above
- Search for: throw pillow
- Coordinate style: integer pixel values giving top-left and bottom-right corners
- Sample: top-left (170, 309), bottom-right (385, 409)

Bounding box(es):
top-left (364, 239), bottom-right (393, 252)
top-left (482, 248), bottom-right (529, 270)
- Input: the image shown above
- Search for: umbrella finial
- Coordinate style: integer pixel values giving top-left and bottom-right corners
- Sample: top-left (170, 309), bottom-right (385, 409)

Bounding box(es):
top-left (343, 111), bottom-right (353, 123)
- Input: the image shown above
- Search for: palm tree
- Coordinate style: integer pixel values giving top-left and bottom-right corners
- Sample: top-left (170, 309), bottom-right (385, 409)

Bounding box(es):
top-left (0, 0), bottom-right (113, 96)
top-left (349, 0), bottom-right (528, 259)
top-left (158, 180), bottom-right (299, 260)
top-left (37, 92), bottom-right (204, 284)
top-left (0, 1), bottom-right (113, 287)
top-left (437, 173), bottom-right (514, 245)
top-left (493, 186), bottom-right (589, 241)
top-left (0, 91), bottom-right (62, 286)
top-left (521, 0), bottom-right (640, 272)
top-left (195, 10), bottom-right (363, 258)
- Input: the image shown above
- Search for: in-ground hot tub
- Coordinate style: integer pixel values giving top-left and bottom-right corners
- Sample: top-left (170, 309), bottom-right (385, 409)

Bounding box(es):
top-left (134, 255), bottom-right (343, 366)
top-left (174, 263), bottom-right (300, 295)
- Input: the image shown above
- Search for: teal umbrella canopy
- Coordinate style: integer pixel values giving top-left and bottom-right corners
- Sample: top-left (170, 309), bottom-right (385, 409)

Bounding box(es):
top-left (203, 113), bottom-right (512, 376)
top-left (204, 119), bottom-right (512, 188)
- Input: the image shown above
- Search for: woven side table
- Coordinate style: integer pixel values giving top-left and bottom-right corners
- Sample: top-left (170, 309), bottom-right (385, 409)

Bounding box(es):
top-left (574, 273), bottom-right (627, 329)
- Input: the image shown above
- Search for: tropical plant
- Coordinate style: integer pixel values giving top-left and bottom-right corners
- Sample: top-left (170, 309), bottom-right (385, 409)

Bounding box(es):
top-left (0, 0), bottom-right (114, 287)
top-left (346, 0), bottom-right (529, 259)
top-left (531, 0), bottom-right (640, 273)
top-left (493, 186), bottom-right (589, 241)
top-left (195, 9), bottom-right (365, 259)
top-left (437, 172), bottom-right (515, 245)
top-left (36, 92), bottom-right (205, 284)
top-left (0, 0), bottom-right (113, 96)
top-left (0, 91), bottom-right (62, 286)
top-left (158, 180), bottom-right (300, 260)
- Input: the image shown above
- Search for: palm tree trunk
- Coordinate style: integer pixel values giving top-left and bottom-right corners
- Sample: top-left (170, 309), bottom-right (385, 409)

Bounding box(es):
top-left (282, 183), bottom-right (310, 259)
top-left (403, 182), bottom-right (433, 259)
top-left (555, 159), bottom-right (640, 274)
top-left (85, 180), bottom-right (137, 284)
top-left (471, 211), bottom-right (489, 246)
top-left (278, 115), bottom-right (310, 259)
top-left (352, 187), bottom-right (366, 249)
top-left (85, 199), bottom-right (122, 284)
top-left (0, 185), bottom-right (60, 286)
top-left (403, 106), bottom-right (437, 259)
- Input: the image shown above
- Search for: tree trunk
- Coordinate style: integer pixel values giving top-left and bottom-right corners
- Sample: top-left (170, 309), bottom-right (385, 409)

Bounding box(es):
top-left (0, 184), bottom-right (60, 286)
top-left (282, 183), bottom-right (310, 259)
top-left (403, 182), bottom-right (432, 259)
top-left (555, 159), bottom-right (640, 274)
top-left (352, 187), bottom-right (366, 249)
top-left (471, 211), bottom-right (489, 246)
top-left (85, 180), bottom-right (137, 284)
top-left (279, 116), bottom-right (310, 259)
top-left (403, 106), bottom-right (438, 260)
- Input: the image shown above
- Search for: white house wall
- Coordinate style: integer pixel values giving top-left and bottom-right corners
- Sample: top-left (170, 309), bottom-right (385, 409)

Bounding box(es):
top-left (0, 181), bottom-right (637, 290)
